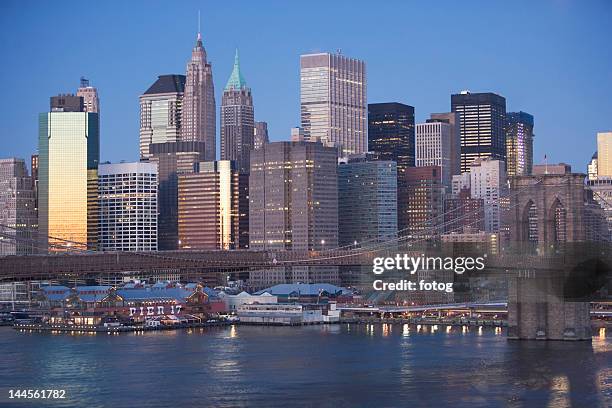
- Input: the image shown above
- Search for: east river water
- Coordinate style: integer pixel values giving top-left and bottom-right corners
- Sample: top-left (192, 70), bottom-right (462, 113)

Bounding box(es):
top-left (0, 324), bottom-right (610, 407)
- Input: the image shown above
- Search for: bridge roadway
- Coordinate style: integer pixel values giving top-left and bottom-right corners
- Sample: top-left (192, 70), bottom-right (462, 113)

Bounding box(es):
top-left (0, 248), bottom-right (578, 283)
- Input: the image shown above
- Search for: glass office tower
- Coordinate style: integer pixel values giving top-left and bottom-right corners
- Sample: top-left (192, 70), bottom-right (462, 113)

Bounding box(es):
top-left (338, 158), bottom-right (397, 247)
top-left (300, 52), bottom-right (367, 157)
top-left (38, 99), bottom-right (99, 252)
top-left (368, 102), bottom-right (415, 174)
top-left (505, 111), bottom-right (534, 177)
top-left (451, 91), bottom-right (506, 173)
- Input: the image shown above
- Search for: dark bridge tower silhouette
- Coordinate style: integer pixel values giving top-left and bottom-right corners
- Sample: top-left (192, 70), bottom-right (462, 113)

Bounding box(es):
top-left (507, 166), bottom-right (593, 340)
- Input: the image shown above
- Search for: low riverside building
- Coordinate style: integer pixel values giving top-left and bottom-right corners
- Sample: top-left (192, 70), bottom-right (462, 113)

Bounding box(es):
top-left (36, 283), bottom-right (225, 326)
top-left (217, 291), bottom-right (278, 313)
top-left (253, 283), bottom-right (355, 304)
top-left (237, 303), bottom-right (340, 325)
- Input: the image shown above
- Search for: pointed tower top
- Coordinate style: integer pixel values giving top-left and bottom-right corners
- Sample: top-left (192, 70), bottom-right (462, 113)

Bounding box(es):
top-left (224, 48), bottom-right (247, 91)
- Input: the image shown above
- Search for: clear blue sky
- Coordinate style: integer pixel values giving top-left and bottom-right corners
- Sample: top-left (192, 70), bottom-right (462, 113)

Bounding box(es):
top-left (1, 0), bottom-right (611, 171)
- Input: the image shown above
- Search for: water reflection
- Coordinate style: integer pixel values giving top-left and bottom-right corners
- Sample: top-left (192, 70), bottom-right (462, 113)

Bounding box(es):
top-left (0, 325), bottom-right (608, 408)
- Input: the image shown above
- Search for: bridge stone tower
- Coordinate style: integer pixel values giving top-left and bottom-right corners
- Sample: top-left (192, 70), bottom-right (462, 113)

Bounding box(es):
top-left (507, 165), bottom-right (593, 340)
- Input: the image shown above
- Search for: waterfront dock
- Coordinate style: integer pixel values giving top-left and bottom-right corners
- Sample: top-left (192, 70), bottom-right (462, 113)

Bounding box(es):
top-left (13, 321), bottom-right (231, 333)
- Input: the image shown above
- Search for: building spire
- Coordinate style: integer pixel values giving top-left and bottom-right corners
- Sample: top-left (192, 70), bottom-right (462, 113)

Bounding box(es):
top-left (224, 48), bottom-right (247, 91)
top-left (197, 10), bottom-right (202, 43)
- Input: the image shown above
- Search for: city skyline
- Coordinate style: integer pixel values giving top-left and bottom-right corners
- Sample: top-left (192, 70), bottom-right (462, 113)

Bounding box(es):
top-left (1, 1), bottom-right (611, 172)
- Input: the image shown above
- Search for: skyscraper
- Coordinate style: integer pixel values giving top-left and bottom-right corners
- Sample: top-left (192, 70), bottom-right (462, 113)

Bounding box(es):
top-left (506, 111), bottom-right (534, 177)
top-left (77, 77), bottom-right (99, 114)
top-left (400, 166), bottom-right (444, 237)
top-left (178, 160), bottom-right (248, 250)
top-left (338, 157), bottom-right (397, 247)
top-left (429, 112), bottom-right (461, 176)
top-left (300, 52), bottom-right (367, 156)
top-left (469, 158), bottom-right (506, 233)
top-left (368, 102), bottom-right (415, 174)
top-left (451, 91), bottom-right (506, 173)
top-left (0, 158), bottom-right (37, 255)
top-left (98, 162), bottom-right (158, 251)
top-left (597, 131), bottom-right (612, 177)
top-left (148, 141), bottom-right (205, 250)
top-left (416, 120), bottom-right (453, 189)
top-left (254, 121), bottom-right (269, 150)
top-left (443, 188), bottom-right (485, 234)
top-left (221, 49), bottom-right (254, 173)
top-left (139, 74), bottom-right (186, 160)
top-left (182, 31), bottom-right (216, 161)
top-left (39, 94), bottom-right (99, 252)
top-left (249, 141), bottom-right (338, 251)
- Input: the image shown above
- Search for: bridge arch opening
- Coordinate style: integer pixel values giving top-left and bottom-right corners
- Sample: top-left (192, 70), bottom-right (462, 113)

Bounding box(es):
top-left (521, 200), bottom-right (538, 243)
top-left (548, 197), bottom-right (567, 243)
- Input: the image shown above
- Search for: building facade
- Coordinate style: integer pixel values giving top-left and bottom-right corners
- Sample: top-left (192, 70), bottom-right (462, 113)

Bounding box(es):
top-left (139, 74), bottom-right (186, 160)
top-left (181, 32), bottom-right (216, 161)
top-left (469, 159), bottom-right (507, 233)
top-left (415, 120), bottom-right (453, 189)
top-left (430, 112), bottom-right (461, 177)
top-left (597, 131), bottom-right (612, 178)
top-left (443, 188), bottom-right (485, 234)
top-left (98, 162), bottom-right (158, 252)
top-left (221, 50), bottom-right (254, 174)
top-left (38, 95), bottom-right (99, 252)
top-left (0, 158), bottom-right (37, 255)
top-left (368, 102), bottom-right (415, 174)
top-left (249, 141), bottom-right (338, 251)
top-left (506, 111), bottom-right (534, 177)
top-left (300, 52), bottom-right (367, 156)
top-left (77, 77), bottom-right (99, 114)
top-left (338, 158), bottom-right (397, 247)
top-left (254, 121), bottom-right (269, 150)
top-left (451, 91), bottom-right (506, 173)
top-left (178, 160), bottom-right (248, 250)
top-left (399, 166), bottom-right (444, 237)
top-left (148, 141), bottom-right (205, 250)
top-left (586, 178), bottom-right (612, 241)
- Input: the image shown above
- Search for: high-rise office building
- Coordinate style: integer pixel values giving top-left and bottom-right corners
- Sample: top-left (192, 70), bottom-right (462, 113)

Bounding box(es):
top-left (338, 157), bottom-right (397, 246)
top-left (429, 112), bottom-right (461, 176)
top-left (451, 172), bottom-right (471, 196)
top-left (98, 162), bottom-right (158, 251)
top-left (400, 166), bottom-right (444, 237)
top-left (443, 188), bottom-right (485, 234)
top-left (0, 158), bottom-right (37, 255)
top-left (368, 102), bottom-right (415, 174)
top-left (254, 121), bottom-right (269, 150)
top-left (39, 95), bottom-right (99, 252)
top-left (221, 50), bottom-right (254, 174)
top-left (469, 158), bottom-right (506, 233)
top-left (291, 127), bottom-right (305, 142)
top-left (249, 141), bottom-right (338, 251)
top-left (588, 152), bottom-right (598, 181)
top-left (178, 160), bottom-right (248, 250)
top-left (182, 32), bottom-right (216, 161)
top-left (50, 94), bottom-right (83, 112)
top-left (586, 178), bottom-right (612, 241)
top-left (416, 120), bottom-right (453, 189)
top-left (451, 91), bottom-right (506, 173)
top-left (31, 154), bottom-right (38, 215)
top-left (506, 111), bottom-right (534, 177)
top-left (139, 74), bottom-right (186, 160)
top-left (148, 141), bottom-right (205, 250)
top-left (300, 52), bottom-right (367, 156)
top-left (77, 77), bottom-right (99, 114)
top-left (597, 131), bottom-right (612, 177)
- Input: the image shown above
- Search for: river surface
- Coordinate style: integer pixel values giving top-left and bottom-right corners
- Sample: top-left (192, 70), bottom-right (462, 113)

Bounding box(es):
top-left (0, 324), bottom-right (610, 408)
